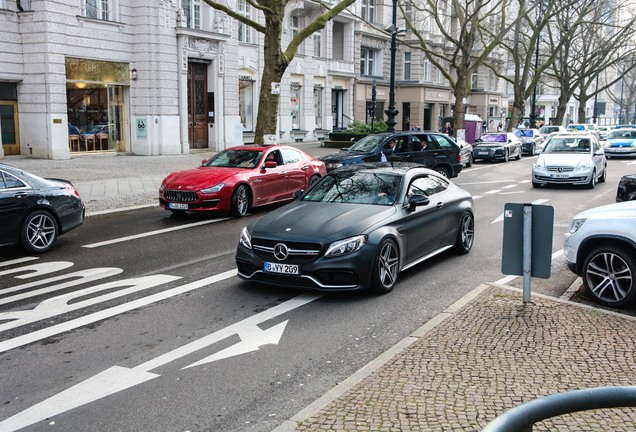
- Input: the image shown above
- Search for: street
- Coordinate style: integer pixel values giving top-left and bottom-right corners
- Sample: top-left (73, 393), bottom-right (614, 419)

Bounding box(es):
top-left (0, 153), bottom-right (635, 431)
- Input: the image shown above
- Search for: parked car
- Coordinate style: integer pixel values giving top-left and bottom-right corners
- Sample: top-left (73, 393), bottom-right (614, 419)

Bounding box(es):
top-left (532, 133), bottom-right (606, 188)
top-left (616, 174), bottom-right (636, 202)
top-left (159, 145), bottom-right (326, 217)
top-left (539, 125), bottom-right (567, 137)
top-left (596, 125), bottom-right (610, 140)
top-left (567, 123), bottom-right (600, 140)
top-left (564, 201), bottom-right (636, 308)
top-left (604, 127), bottom-right (636, 158)
top-left (0, 163), bottom-right (85, 253)
top-left (472, 132), bottom-right (523, 162)
top-left (456, 138), bottom-right (474, 167)
top-left (319, 131), bottom-right (464, 178)
top-left (236, 163), bottom-right (474, 293)
top-left (513, 128), bottom-right (545, 155)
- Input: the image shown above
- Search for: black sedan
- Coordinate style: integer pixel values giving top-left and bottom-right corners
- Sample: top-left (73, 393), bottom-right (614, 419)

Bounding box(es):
top-left (617, 174), bottom-right (636, 202)
top-left (473, 132), bottom-right (523, 162)
top-left (0, 163), bottom-right (85, 253)
top-left (236, 163), bottom-right (475, 293)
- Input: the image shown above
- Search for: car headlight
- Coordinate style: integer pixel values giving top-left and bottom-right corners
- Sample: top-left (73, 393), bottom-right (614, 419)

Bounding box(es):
top-left (327, 163), bottom-right (343, 170)
top-left (533, 160), bottom-right (544, 169)
top-left (576, 162), bottom-right (591, 170)
top-left (239, 226), bottom-right (252, 249)
top-left (325, 235), bottom-right (367, 257)
top-left (201, 183), bottom-right (224, 194)
top-left (569, 218), bottom-right (586, 234)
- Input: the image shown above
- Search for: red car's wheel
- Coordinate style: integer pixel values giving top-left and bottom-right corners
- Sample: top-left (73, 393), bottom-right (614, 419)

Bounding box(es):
top-left (231, 185), bottom-right (251, 217)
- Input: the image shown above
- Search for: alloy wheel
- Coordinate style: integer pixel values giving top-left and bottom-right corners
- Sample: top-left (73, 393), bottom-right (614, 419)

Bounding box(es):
top-left (584, 248), bottom-right (635, 307)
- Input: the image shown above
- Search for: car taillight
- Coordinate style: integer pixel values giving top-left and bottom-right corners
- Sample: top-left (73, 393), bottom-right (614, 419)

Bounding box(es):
top-left (66, 184), bottom-right (82, 199)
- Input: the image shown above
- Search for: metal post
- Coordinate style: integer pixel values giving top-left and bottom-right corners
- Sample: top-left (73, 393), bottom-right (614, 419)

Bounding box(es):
top-left (523, 204), bottom-right (532, 303)
top-left (529, 30), bottom-right (540, 129)
top-left (384, 0), bottom-right (399, 132)
top-left (619, 67), bottom-right (625, 124)
top-left (371, 79), bottom-right (377, 133)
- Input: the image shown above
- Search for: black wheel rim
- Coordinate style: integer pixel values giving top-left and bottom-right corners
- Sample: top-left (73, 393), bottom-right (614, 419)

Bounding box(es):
top-left (27, 214), bottom-right (56, 250)
top-left (586, 252), bottom-right (633, 304)
top-left (460, 214), bottom-right (474, 250)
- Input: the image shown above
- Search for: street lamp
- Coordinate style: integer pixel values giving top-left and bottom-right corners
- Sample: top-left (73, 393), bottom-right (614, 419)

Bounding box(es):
top-left (384, 0), bottom-right (399, 132)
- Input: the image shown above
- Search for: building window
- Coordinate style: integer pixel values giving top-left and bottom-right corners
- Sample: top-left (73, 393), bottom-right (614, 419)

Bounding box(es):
top-left (472, 72), bottom-right (478, 89)
top-left (182, 0), bottom-right (201, 30)
top-left (239, 78), bottom-right (254, 131)
top-left (404, 52), bottom-right (411, 80)
top-left (314, 86), bottom-right (323, 129)
top-left (360, 47), bottom-right (376, 76)
top-left (291, 84), bottom-right (301, 130)
top-left (361, 0), bottom-right (375, 23)
top-left (85, 0), bottom-right (111, 20)
top-left (237, 0), bottom-right (251, 43)
top-left (423, 59), bottom-right (430, 82)
top-left (291, 15), bottom-right (304, 53)
top-left (314, 31), bottom-right (322, 57)
top-left (404, 3), bottom-right (413, 32)
top-left (332, 22), bottom-right (345, 60)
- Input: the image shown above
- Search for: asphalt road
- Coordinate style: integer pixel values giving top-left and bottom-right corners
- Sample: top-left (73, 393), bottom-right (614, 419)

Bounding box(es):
top-left (0, 153), bottom-right (634, 431)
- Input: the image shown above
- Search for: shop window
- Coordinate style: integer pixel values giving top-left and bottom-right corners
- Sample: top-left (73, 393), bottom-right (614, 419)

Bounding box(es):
top-left (314, 86), bottom-right (323, 129)
top-left (239, 78), bottom-right (254, 132)
top-left (291, 84), bottom-right (301, 130)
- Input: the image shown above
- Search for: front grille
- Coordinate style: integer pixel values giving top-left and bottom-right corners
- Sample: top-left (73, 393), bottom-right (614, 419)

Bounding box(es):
top-left (164, 189), bottom-right (198, 202)
top-left (252, 239), bottom-right (321, 264)
top-left (546, 166), bottom-right (574, 172)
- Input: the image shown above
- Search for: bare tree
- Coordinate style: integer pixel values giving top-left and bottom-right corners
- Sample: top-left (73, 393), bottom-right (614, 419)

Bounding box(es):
top-left (202, 0), bottom-right (356, 144)
top-left (399, 0), bottom-right (520, 135)
top-left (606, 57), bottom-right (636, 123)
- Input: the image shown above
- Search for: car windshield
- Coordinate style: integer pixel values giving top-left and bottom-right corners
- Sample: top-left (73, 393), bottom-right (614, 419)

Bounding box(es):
top-left (543, 137), bottom-right (592, 153)
top-left (302, 171), bottom-right (402, 206)
top-left (204, 149), bottom-right (263, 168)
top-left (513, 129), bottom-right (533, 137)
top-left (481, 133), bottom-right (507, 142)
top-left (347, 135), bottom-right (387, 154)
top-left (540, 127), bottom-right (558, 134)
top-left (609, 129), bottom-right (636, 139)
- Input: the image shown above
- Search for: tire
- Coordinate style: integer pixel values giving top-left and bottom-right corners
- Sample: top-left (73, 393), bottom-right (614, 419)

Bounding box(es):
top-left (466, 154), bottom-right (473, 168)
top-left (598, 165), bottom-right (607, 183)
top-left (453, 212), bottom-right (474, 254)
top-left (531, 144), bottom-right (536, 155)
top-left (20, 210), bottom-right (58, 253)
top-left (370, 238), bottom-right (400, 294)
top-left (307, 175), bottom-right (320, 190)
top-left (435, 166), bottom-right (451, 178)
top-left (230, 184), bottom-right (251, 217)
top-left (515, 147), bottom-right (522, 160)
top-left (587, 170), bottom-right (596, 189)
top-left (503, 149), bottom-right (509, 162)
top-left (582, 245), bottom-right (636, 308)
top-left (532, 181), bottom-right (541, 188)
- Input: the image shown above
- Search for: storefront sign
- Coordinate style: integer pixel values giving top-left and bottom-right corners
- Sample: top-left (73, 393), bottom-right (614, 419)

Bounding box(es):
top-left (136, 118), bottom-right (147, 139)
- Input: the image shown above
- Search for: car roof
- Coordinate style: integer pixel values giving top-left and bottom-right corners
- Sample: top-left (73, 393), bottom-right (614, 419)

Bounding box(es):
top-left (330, 161), bottom-right (432, 175)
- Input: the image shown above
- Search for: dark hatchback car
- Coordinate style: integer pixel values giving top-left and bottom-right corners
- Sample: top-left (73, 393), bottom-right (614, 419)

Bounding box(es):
top-left (236, 163), bottom-right (474, 293)
top-left (617, 174), bottom-right (636, 202)
top-left (0, 163), bottom-right (85, 253)
top-left (320, 132), bottom-right (464, 178)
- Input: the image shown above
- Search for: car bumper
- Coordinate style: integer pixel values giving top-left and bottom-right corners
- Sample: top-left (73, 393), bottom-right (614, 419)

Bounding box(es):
top-left (235, 244), bottom-right (376, 291)
top-left (473, 148), bottom-right (505, 159)
top-left (604, 147), bottom-right (636, 157)
top-left (563, 233), bottom-right (580, 275)
top-left (159, 197), bottom-right (222, 212)
top-left (532, 168), bottom-right (593, 185)
top-left (521, 142), bottom-right (536, 153)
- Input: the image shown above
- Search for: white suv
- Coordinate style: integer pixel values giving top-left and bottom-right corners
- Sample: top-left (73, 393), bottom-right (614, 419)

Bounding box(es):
top-left (564, 201), bottom-right (636, 308)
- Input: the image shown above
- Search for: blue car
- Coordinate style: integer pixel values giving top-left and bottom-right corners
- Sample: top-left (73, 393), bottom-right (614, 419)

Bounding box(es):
top-left (605, 128), bottom-right (636, 158)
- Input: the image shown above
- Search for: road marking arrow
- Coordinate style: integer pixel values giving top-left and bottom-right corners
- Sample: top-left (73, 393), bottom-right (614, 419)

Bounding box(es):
top-left (0, 292), bottom-right (322, 430)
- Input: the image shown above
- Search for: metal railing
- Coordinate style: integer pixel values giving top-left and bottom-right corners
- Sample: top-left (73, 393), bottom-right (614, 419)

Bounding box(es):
top-left (483, 386), bottom-right (636, 432)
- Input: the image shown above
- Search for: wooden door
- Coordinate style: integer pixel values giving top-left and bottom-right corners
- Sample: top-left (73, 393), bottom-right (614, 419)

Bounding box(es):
top-left (0, 102), bottom-right (20, 155)
top-left (187, 63), bottom-right (208, 149)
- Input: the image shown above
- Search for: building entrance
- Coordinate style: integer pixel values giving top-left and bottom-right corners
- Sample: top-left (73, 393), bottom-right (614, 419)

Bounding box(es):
top-left (187, 62), bottom-right (209, 149)
top-left (0, 101), bottom-right (20, 155)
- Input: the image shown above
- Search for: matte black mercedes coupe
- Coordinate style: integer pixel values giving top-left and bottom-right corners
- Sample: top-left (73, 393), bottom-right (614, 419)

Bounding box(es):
top-left (236, 163), bottom-right (474, 293)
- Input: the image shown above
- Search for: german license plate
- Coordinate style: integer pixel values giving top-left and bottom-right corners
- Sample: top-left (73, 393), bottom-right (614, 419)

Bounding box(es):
top-left (554, 174), bottom-right (569, 178)
top-left (264, 262), bottom-right (299, 275)
top-left (476, 150), bottom-right (488, 155)
top-left (168, 202), bottom-right (189, 210)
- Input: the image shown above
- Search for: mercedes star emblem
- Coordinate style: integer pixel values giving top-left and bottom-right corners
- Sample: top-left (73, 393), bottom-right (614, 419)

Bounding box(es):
top-left (273, 243), bottom-right (289, 260)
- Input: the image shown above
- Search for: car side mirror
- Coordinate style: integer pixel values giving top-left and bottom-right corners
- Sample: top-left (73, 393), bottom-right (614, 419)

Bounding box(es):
top-left (340, 147), bottom-right (350, 152)
top-left (263, 161), bottom-right (278, 168)
top-left (408, 194), bottom-right (430, 210)
top-left (201, 159), bottom-right (208, 166)
top-left (293, 189), bottom-right (304, 198)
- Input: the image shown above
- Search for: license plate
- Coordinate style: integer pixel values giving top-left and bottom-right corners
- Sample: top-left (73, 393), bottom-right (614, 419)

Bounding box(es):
top-left (553, 174), bottom-right (569, 178)
top-left (168, 202), bottom-right (189, 210)
top-left (264, 262), bottom-right (299, 275)
top-left (476, 150), bottom-right (488, 155)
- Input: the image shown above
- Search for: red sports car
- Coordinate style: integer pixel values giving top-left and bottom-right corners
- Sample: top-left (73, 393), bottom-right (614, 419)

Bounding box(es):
top-left (159, 145), bottom-right (326, 216)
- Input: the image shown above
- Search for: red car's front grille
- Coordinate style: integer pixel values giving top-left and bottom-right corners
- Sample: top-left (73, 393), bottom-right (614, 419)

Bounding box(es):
top-left (164, 189), bottom-right (198, 202)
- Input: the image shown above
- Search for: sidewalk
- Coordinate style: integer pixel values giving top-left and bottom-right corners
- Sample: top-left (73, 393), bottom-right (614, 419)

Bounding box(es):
top-left (4, 146), bottom-right (636, 430)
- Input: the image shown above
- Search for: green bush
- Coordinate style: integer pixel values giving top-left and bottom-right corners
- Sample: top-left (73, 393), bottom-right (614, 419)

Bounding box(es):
top-left (347, 119), bottom-right (388, 134)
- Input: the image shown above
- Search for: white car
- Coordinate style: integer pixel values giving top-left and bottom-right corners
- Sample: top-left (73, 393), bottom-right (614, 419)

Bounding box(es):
top-left (532, 133), bottom-right (607, 188)
top-left (539, 125), bottom-right (567, 137)
top-left (567, 123), bottom-right (601, 141)
top-left (564, 201), bottom-right (636, 307)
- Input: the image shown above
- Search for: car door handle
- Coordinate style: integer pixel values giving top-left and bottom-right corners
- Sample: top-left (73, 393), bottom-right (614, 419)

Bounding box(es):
top-left (14, 192), bottom-right (28, 198)
top-left (436, 202), bottom-right (444, 209)
top-left (301, 166), bottom-right (309, 170)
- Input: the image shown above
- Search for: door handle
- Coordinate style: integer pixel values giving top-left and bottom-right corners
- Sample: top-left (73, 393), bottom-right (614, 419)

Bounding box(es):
top-left (14, 192), bottom-right (28, 198)
top-left (436, 202), bottom-right (444, 209)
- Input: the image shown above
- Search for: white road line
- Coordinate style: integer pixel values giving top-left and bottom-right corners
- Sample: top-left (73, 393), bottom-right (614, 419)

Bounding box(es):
top-left (485, 190), bottom-right (501, 194)
top-left (491, 199), bottom-right (550, 224)
top-left (518, 179), bottom-right (531, 183)
top-left (495, 249), bottom-right (564, 284)
top-left (456, 180), bottom-right (516, 186)
top-left (0, 257), bottom-right (38, 267)
top-left (502, 184), bottom-right (518, 189)
top-left (0, 269), bottom-right (237, 354)
top-left (499, 191), bottom-right (525, 195)
top-left (82, 218), bottom-right (230, 248)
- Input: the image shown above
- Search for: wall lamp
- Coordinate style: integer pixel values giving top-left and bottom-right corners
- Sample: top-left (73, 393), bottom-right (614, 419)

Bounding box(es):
top-left (131, 68), bottom-right (138, 81)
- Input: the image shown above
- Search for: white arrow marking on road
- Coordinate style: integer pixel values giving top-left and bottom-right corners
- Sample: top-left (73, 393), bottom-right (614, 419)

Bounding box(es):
top-left (183, 320), bottom-right (289, 368)
top-left (491, 199), bottom-right (549, 224)
top-left (82, 218), bottom-right (230, 248)
top-left (0, 292), bottom-right (322, 431)
top-left (0, 261), bottom-right (74, 279)
top-left (0, 257), bottom-right (38, 267)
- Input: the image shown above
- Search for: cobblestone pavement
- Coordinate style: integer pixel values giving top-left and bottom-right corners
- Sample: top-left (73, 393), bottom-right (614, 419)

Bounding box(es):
top-left (282, 285), bottom-right (636, 431)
